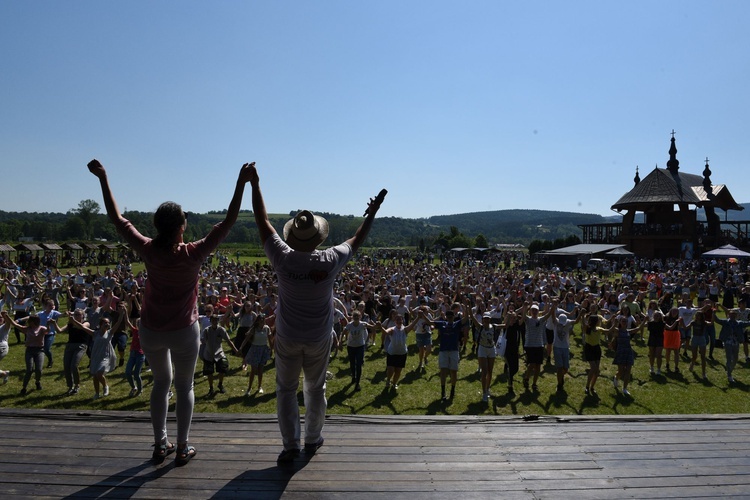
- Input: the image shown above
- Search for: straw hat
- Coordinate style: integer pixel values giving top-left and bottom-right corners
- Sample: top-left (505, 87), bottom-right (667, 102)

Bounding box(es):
top-left (283, 210), bottom-right (329, 252)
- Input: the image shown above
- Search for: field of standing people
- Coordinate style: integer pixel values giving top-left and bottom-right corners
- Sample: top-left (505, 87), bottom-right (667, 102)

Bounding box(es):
top-left (1, 250), bottom-right (749, 417)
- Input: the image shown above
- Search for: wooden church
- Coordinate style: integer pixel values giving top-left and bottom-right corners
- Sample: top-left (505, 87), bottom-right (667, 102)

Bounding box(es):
top-left (580, 133), bottom-right (746, 259)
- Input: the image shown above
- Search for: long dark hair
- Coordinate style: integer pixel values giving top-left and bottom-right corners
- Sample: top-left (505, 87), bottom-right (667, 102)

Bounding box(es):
top-left (152, 201), bottom-right (186, 250)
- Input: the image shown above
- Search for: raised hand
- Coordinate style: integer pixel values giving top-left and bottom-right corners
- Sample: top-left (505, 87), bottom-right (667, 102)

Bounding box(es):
top-left (87, 159), bottom-right (106, 179)
top-left (364, 189), bottom-right (387, 217)
top-left (239, 162), bottom-right (257, 185)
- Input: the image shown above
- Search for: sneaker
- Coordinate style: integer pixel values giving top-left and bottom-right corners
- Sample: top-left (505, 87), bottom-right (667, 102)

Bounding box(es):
top-left (656, 369), bottom-right (662, 376)
top-left (482, 392), bottom-right (489, 403)
top-left (93, 393), bottom-right (100, 400)
top-left (2, 372), bottom-right (9, 384)
top-left (355, 383), bottom-right (361, 391)
top-left (622, 388), bottom-right (631, 396)
top-left (584, 387), bottom-right (590, 395)
top-left (304, 438), bottom-right (324, 456)
top-left (20, 387), bottom-right (27, 395)
top-left (729, 376), bottom-right (735, 383)
top-left (245, 389), bottom-right (252, 397)
top-left (208, 389), bottom-right (215, 397)
top-left (72, 386), bottom-right (79, 395)
top-left (103, 386), bottom-right (110, 396)
top-left (277, 448), bottom-right (300, 464)
top-left (258, 387), bottom-right (264, 394)
top-left (36, 382), bottom-right (42, 391)
top-left (129, 388), bottom-right (138, 397)
top-left (649, 367), bottom-right (654, 375)
top-left (218, 385), bottom-right (225, 394)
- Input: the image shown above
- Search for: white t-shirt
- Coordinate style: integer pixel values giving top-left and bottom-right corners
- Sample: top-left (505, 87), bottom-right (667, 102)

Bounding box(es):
top-left (678, 306), bottom-right (696, 328)
top-left (345, 322), bottom-right (369, 348)
top-left (265, 234), bottom-right (353, 342)
top-left (553, 322), bottom-right (573, 349)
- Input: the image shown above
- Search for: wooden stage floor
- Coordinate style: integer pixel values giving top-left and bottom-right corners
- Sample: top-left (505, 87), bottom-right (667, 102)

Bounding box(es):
top-left (0, 409), bottom-right (749, 499)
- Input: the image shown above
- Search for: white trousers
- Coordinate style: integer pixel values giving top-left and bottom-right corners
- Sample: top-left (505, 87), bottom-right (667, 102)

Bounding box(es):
top-left (275, 334), bottom-right (332, 451)
top-left (139, 322), bottom-right (200, 445)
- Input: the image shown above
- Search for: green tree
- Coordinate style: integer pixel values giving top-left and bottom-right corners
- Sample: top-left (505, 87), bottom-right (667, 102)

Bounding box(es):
top-left (70, 199), bottom-right (101, 240)
top-left (61, 217), bottom-right (86, 240)
top-left (474, 234), bottom-right (488, 248)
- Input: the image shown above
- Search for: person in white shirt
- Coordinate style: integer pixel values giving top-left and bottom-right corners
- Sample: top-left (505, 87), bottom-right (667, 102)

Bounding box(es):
top-left (250, 163), bottom-right (385, 464)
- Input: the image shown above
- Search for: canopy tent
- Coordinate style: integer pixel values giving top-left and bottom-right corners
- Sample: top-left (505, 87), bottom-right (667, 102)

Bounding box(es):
top-left (606, 247), bottom-right (635, 257)
top-left (701, 244), bottom-right (750, 259)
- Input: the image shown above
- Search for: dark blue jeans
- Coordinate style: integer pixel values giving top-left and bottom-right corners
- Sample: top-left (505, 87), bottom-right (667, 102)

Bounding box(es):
top-left (63, 342), bottom-right (87, 388)
top-left (347, 345), bottom-right (366, 384)
top-left (23, 347), bottom-right (44, 388)
top-left (125, 351), bottom-right (146, 391)
top-left (43, 333), bottom-right (56, 366)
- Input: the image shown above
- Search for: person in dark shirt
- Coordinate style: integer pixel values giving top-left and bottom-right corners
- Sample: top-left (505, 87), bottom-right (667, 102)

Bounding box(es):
top-left (426, 306), bottom-right (468, 401)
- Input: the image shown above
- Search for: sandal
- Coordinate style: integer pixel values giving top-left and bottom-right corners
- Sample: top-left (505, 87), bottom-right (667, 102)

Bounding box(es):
top-left (152, 441), bottom-right (175, 463)
top-left (175, 445), bottom-right (196, 466)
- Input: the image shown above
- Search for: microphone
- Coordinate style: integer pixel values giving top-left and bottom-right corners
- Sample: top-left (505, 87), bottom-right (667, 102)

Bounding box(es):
top-left (364, 189), bottom-right (388, 216)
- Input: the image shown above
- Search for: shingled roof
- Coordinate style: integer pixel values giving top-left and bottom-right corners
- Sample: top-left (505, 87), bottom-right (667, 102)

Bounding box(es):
top-left (611, 134), bottom-right (744, 212)
top-left (611, 167), bottom-right (742, 211)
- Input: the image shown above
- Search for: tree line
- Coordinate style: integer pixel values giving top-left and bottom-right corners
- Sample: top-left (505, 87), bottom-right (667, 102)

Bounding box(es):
top-left (0, 201), bottom-right (597, 250)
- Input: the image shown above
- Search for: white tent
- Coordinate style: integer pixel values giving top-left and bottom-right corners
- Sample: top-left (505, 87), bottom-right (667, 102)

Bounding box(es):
top-left (701, 244), bottom-right (750, 259)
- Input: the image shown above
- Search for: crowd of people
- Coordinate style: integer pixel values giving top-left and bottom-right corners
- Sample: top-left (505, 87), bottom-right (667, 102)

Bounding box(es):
top-left (1, 160), bottom-right (749, 467)
top-left (3, 246), bottom-right (750, 403)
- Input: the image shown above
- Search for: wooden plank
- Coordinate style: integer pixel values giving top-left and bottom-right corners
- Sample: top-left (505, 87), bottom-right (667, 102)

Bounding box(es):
top-left (0, 409), bottom-right (749, 499)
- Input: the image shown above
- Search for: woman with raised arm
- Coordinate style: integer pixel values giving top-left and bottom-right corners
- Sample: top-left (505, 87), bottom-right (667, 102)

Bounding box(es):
top-left (2, 311), bottom-right (47, 395)
top-left (468, 304), bottom-right (500, 403)
top-left (88, 159), bottom-right (254, 466)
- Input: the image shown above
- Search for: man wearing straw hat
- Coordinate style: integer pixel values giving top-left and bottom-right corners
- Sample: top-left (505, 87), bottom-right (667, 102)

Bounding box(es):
top-left (248, 164), bottom-right (385, 464)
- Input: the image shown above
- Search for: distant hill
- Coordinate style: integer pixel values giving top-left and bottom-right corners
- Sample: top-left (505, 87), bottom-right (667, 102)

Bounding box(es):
top-left (696, 203), bottom-right (750, 221)
top-left (424, 209), bottom-right (614, 244)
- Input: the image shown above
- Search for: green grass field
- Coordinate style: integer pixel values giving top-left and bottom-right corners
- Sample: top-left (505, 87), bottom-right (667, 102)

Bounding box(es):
top-left (2, 322), bottom-right (749, 416)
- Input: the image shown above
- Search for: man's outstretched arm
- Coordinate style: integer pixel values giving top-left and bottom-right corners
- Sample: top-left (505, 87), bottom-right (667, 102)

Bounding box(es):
top-left (345, 190), bottom-right (386, 253)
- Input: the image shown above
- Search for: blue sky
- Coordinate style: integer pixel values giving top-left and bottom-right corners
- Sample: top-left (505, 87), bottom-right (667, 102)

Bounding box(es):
top-left (2, 1), bottom-right (748, 219)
